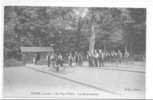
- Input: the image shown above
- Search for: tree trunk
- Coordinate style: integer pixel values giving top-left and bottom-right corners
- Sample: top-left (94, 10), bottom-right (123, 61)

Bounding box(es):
top-left (89, 24), bottom-right (95, 56)
top-left (76, 19), bottom-right (82, 51)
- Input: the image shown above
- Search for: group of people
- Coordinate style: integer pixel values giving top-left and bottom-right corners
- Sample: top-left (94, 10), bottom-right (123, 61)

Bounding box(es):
top-left (47, 52), bottom-right (83, 68)
top-left (87, 49), bottom-right (129, 67)
top-left (67, 52), bottom-right (83, 66)
top-left (47, 53), bottom-right (63, 68)
top-left (44, 49), bottom-right (130, 71)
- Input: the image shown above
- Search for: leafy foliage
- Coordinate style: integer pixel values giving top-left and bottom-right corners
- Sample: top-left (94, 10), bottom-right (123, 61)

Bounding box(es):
top-left (4, 7), bottom-right (146, 59)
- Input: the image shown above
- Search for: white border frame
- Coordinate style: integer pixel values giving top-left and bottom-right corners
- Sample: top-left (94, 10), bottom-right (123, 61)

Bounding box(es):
top-left (0, 0), bottom-right (153, 99)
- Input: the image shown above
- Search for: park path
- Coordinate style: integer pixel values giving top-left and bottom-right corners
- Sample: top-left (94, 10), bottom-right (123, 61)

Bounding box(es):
top-left (3, 66), bottom-right (120, 99)
top-left (26, 62), bottom-right (145, 99)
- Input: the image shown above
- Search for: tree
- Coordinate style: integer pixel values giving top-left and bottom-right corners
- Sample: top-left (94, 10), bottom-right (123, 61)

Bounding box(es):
top-left (71, 8), bottom-right (134, 55)
top-left (4, 6), bottom-right (146, 60)
top-left (122, 8), bottom-right (146, 55)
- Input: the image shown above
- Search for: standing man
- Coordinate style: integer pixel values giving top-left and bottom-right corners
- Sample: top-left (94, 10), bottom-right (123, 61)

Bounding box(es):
top-left (98, 49), bottom-right (102, 67)
top-left (47, 52), bottom-right (51, 67)
top-left (124, 50), bottom-right (130, 62)
top-left (87, 51), bottom-right (92, 67)
top-left (78, 53), bottom-right (83, 65)
top-left (35, 53), bottom-right (40, 64)
top-left (100, 49), bottom-right (105, 67)
top-left (94, 50), bottom-right (99, 67)
top-left (56, 53), bottom-right (63, 67)
top-left (74, 51), bottom-right (78, 65)
top-left (117, 50), bottom-right (123, 64)
top-left (68, 52), bottom-right (73, 67)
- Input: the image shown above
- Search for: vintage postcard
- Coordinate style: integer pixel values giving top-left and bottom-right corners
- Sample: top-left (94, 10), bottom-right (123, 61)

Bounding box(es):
top-left (1, 0), bottom-right (153, 99)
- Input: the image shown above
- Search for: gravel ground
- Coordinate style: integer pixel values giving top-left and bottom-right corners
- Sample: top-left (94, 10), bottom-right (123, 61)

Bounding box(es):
top-left (3, 62), bottom-right (145, 99)
top-left (3, 66), bottom-right (120, 98)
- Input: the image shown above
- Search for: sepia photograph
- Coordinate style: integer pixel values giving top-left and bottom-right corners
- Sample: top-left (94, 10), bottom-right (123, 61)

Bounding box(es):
top-left (3, 6), bottom-right (146, 99)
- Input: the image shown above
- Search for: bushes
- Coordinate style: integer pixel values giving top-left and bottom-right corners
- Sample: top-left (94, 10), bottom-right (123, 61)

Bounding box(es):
top-left (128, 55), bottom-right (145, 61)
top-left (4, 58), bottom-right (24, 67)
